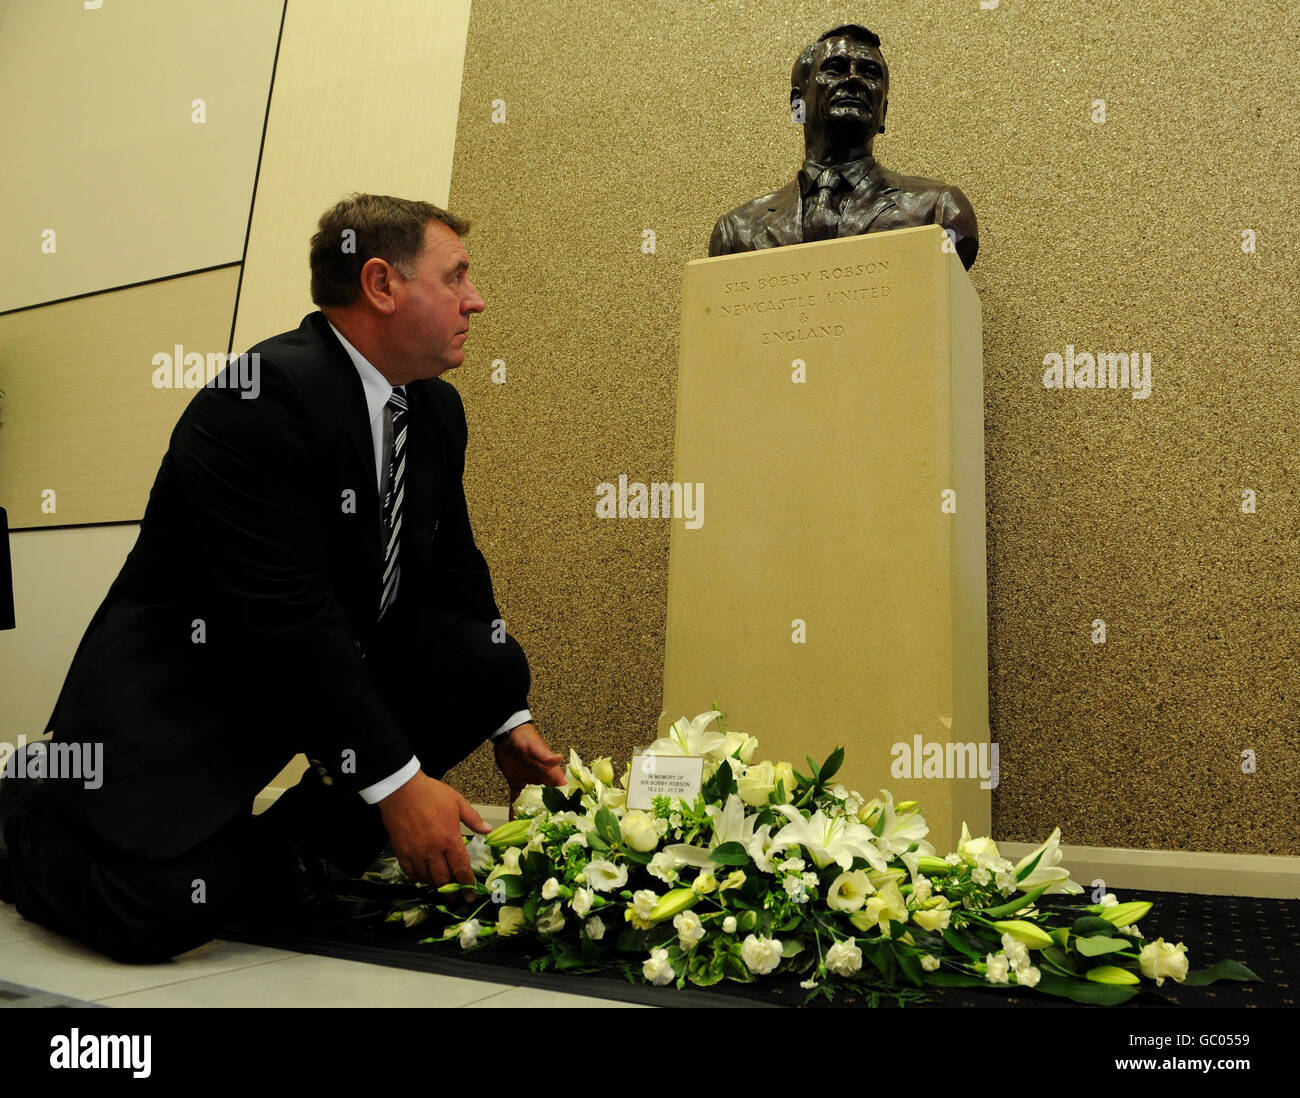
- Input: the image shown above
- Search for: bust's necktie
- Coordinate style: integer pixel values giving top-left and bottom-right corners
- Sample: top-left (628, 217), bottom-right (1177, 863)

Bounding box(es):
top-left (378, 386), bottom-right (407, 621)
top-left (803, 167), bottom-right (846, 242)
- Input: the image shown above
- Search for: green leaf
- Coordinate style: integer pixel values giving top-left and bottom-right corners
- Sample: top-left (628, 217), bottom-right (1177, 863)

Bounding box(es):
top-left (616, 928), bottom-right (644, 953)
top-left (978, 883), bottom-right (1050, 918)
top-left (586, 833), bottom-right (609, 853)
top-left (942, 927), bottom-right (982, 961)
top-left (540, 786), bottom-right (568, 813)
top-left (1181, 959), bottom-right (1261, 986)
top-left (820, 746), bottom-right (845, 784)
top-left (493, 874), bottom-right (528, 901)
top-left (1071, 915), bottom-right (1116, 937)
top-left (895, 947), bottom-right (925, 988)
top-left (1042, 946), bottom-right (1079, 975)
top-left (710, 842), bottom-right (750, 866)
top-left (521, 851), bottom-right (549, 884)
top-left (714, 759), bottom-right (736, 801)
top-left (805, 756), bottom-right (821, 782)
top-left (621, 847), bottom-right (652, 866)
top-left (594, 807), bottom-right (622, 847)
top-left (1033, 971), bottom-right (1138, 1005)
top-left (1075, 935), bottom-right (1129, 957)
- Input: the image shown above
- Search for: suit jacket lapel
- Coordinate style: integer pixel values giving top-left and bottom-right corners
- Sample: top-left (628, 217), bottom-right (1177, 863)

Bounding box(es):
top-left (838, 160), bottom-right (900, 237)
top-left (757, 180), bottom-right (804, 248)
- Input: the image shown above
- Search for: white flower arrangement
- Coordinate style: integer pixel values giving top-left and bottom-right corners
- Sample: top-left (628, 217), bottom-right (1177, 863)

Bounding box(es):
top-left (378, 710), bottom-right (1260, 1004)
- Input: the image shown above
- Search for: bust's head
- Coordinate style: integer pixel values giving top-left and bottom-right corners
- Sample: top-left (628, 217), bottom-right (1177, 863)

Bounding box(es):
top-left (791, 24), bottom-right (888, 156)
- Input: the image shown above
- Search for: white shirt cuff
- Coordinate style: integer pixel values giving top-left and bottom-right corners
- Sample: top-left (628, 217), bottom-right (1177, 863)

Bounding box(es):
top-left (358, 756), bottom-right (421, 804)
top-left (491, 709), bottom-right (533, 741)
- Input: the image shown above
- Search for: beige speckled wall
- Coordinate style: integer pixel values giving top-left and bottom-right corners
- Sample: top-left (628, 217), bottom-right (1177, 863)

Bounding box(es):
top-left (444, 0), bottom-right (1300, 857)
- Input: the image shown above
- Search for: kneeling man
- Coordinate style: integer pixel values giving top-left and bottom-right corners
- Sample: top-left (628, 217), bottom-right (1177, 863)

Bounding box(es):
top-left (0, 194), bottom-right (564, 962)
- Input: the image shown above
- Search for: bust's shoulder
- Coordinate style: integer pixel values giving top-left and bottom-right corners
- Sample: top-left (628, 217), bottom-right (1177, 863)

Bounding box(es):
top-left (716, 178), bottom-right (801, 224)
top-left (875, 164), bottom-right (965, 203)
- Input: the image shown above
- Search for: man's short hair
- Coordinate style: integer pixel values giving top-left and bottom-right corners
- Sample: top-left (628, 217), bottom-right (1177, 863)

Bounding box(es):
top-left (309, 193), bottom-right (470, 308)
top-left (790, 23), bottom-right (884, 99)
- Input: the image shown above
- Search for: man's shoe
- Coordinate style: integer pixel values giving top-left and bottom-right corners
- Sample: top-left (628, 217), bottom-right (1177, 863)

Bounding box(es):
top-left (223, 847), bottom-right (385, 934)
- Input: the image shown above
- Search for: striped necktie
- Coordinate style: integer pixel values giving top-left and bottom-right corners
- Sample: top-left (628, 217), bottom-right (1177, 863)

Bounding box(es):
top-left (378, 386), bottom-right (407, 621)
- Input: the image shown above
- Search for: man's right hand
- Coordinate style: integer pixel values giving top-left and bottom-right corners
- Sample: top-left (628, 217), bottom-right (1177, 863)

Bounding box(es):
top-left (378, 771), bottom-right (490, 888)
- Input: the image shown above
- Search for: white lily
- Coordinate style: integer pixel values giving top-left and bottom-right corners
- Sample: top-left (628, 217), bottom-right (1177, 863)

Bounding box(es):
top-left (1014, 827), bottom-right (1084, 894)
top-left (769, 806), bottom-right (888, 872)
top-left (705, 794), bottom-right (757, 850)
top-left (874, 793), bottom-right (933, 856)
top-left (647, 710), bottom-right (726, 758)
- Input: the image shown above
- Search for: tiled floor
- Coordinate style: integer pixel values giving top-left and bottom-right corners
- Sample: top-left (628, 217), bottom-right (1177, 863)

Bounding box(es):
top-left (0, 902), bottom-right (645, 1008)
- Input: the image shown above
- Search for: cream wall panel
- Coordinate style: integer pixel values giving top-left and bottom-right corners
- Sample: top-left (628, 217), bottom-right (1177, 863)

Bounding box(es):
top-left (0, 0), bottom-right (283, 312)
top-left (0, 267), bottom-right (242, 528)
top-left (0, 525), bottom-right (138, 744)
top-left (230, 0), bottom-right (473, 352)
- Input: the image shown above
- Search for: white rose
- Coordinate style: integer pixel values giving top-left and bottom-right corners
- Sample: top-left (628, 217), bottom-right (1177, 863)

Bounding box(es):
top-left (599, 784), bottom-right (627, 811)
top-left (693, 871), bottom-right (717, 895)
top-left (591, 756), bottom-right (615, 785)
top-left (722, 916), bottom-right (737, 934)
top-left (1139, 938), bottom-right (1190, 987)
top-left (827, 870), bottom-right (872, 913)
top-left (632, 889), bottom-right (659, 920)
top-left (737, 761), bottom-right (777, 807)
top-left (825, 938), bottom-right (863, 977)
top-left (674, 910), bottom-right (706, 950)
top-left (457, 919), bottom-right (481, 950)
top-left (740, 934), bottom-right (783, 976)
top-left (984, 952), bottom-right (1010, 984)
top-left (536, 902), bottom-right (565, 936)
top-left (496, 906), bottom-right (526, 937)
top-left (512, 785), bottom-right (546, 817)
top-left (643, 948), bottom-right (675, 986)
top-left (570, 886), bottom-right (594, 918)
top-left (620, 810), bottom-right (661, 853)
top-left (735, 735), bottom-right (759, 764)
top-left (541, 877), bottom-right (561, 901)
top-left (920, 953), bottom-right (941, 972)
top-left (772, 762), bottom-right (797, 802)
top-left (584, 916), bottom-right (607, 941)
top-left (583, 858), bottom-right (628, 893)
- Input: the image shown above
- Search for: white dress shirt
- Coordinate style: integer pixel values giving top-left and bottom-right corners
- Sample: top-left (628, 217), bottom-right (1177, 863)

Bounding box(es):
top-left (326, 320), bottom-right (532, 803)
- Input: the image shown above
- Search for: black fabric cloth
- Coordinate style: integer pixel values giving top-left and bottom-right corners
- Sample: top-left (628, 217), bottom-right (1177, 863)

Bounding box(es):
top-left (220, 887), bottom-right (1298, 1009)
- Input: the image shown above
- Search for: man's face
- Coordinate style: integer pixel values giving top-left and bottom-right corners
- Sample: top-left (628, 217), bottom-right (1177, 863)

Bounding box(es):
top-left (390, 220), bottom-right (485, 378)
top-left (804, 37), bottom-right (888, 140)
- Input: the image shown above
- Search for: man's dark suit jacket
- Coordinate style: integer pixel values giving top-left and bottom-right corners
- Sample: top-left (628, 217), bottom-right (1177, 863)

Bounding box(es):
top-left (709, 158), bottom-right (978, 270)
top-left (44, 312), bottom-right (503, 860)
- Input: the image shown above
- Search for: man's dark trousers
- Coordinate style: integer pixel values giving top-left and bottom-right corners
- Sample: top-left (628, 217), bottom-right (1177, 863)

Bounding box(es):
top-left (3, 604), bottom-right (529, 964)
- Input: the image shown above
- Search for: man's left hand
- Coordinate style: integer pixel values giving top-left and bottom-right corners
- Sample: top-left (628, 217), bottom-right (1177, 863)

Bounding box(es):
top-left (494, 723), bottom-right (566, 811)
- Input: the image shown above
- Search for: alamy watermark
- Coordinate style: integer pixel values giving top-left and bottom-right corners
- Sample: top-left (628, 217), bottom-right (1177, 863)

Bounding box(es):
top-left (890, 735), bottom-right (999, 790)
top-left (596, 475), bottom-right (704, 529)
top-left (0, 735), bottom-right (102, 789)
top-left (152, 346), bottom-right (261, 399)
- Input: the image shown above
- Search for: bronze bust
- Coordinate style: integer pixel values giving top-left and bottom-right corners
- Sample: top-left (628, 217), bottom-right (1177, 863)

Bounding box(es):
top-left (709, 24), bottom-right (978, 269)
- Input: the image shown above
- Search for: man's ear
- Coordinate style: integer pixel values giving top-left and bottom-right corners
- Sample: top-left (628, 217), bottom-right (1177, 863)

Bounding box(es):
top-left (359, 257), bottom-right (398, 316)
